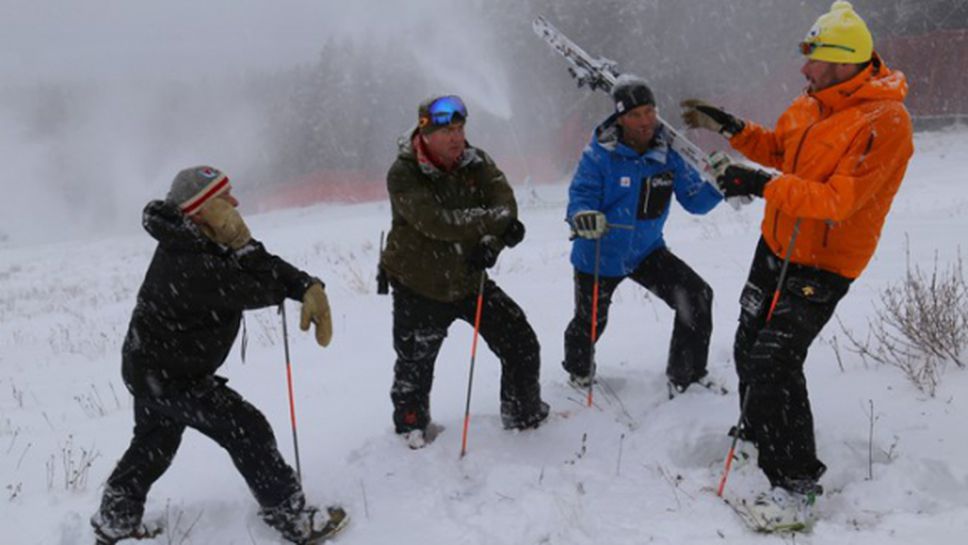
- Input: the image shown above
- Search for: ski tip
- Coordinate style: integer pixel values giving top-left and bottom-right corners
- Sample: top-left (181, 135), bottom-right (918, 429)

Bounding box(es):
top-left (531, 15), bottom-right (553, 34)
top-left (309, 507), bottom-right (350, 543)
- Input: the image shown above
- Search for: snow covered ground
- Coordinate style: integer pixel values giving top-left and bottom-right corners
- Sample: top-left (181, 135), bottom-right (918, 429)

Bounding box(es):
top-left (2, 127), bottom-right (967, 544)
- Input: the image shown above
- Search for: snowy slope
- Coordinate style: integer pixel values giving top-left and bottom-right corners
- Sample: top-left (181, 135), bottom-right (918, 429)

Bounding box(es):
top-left (2, 128), bottom-right (967, 544)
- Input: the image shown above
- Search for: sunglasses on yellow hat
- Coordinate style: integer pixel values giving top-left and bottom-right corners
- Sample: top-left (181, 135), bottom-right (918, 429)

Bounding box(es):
top-left (798, 40), bottom-right (857, 57)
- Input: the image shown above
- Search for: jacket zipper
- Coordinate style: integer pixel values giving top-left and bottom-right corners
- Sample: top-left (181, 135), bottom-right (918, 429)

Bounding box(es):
top-left (776, 121), bottom-right (817, 251)
top-left (642, 178), bottom-right (652, 216)
top-left (823, 222), bottom-right (831, 247)
top-left (791, 123), bottom-right (815, 173)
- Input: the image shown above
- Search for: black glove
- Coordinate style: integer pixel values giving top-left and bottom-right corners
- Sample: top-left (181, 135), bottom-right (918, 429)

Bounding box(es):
top-left (376, 265), bottom-right (389, 295)
top-left (717, 165), bottom-right (772, 198)
top-left (680, 99), bottom-right (746, 138)
top-left (467, 238), bottom-right (501, 270)
top-left (501, 219), bottom-right (526, 248)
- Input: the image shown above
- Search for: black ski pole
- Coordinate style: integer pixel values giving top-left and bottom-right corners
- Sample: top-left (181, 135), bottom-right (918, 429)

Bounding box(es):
top-left (584, 222), bottom-right (630, 408)
top-left (766, 218), bottom-right (802, 321)
top-left (460, 271), bottom-right (487, 458)
top-left (279, 303), bottom-right (303, 483)
top-left (585, 236), bottom-right (602, 408)
top-left (717, 218), bottom-right (802, 496)
top-left (717, 386), bottom-right (751, 496)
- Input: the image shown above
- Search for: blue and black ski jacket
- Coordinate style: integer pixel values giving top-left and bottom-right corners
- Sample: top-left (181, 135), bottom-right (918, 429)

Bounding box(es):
top-left (567, 117), bottom-right (722, 277)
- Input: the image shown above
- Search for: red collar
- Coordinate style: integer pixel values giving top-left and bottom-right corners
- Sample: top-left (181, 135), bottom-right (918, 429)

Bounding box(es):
top-left (413, 133), bottom-right (457, 173)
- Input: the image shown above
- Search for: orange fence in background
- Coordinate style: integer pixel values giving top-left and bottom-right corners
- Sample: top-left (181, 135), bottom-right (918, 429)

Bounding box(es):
top-left (251, 153), bottom-right (571, 212)
top-left (251, 170), bottom-right (386, 213)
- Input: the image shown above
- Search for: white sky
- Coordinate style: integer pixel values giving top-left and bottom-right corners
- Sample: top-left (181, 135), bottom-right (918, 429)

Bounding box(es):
top-left (0, 0), bottom-right (513, 245)
top-left (0, 0), bottom-right (442, 80)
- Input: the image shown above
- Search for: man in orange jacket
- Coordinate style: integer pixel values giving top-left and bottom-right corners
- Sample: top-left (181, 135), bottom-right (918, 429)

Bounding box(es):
top-left (682, 1), bottom-right (913, 529)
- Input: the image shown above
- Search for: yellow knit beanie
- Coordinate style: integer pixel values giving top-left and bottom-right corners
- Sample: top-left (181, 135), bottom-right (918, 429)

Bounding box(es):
top-left (800, 1), bottom-right (873, 64)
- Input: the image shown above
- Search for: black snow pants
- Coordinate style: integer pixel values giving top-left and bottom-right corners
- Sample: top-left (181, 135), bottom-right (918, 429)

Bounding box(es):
top-left (98, 376), bottom-right (301, 529)
top-left (563, 246), bottom-right (713, 387)
top-left (390, 278), bottom-right (542, 433)
top-left (734, 238), bottom-right (851, 492)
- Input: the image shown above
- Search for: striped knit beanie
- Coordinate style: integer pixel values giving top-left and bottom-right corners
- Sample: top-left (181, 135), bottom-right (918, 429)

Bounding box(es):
top-left (166, 166), bottom-right (231, 215)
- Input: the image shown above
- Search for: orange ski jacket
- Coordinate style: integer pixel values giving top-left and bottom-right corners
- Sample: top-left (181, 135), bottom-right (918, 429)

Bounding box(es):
top-left (730, 54), bottom-right (914, 278)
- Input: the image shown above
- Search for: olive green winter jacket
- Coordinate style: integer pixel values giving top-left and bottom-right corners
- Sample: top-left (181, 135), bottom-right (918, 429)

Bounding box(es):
top-left (381, 131), bottom-right (517, 302)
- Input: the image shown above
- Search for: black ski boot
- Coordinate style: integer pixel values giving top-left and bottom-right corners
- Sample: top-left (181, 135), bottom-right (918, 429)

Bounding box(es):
top-left (91, 512), bottom-right (162, 545)
top-left (501, 400), bottom-right (550, 430)
top-left (261, 492), bottom-right (349, 544)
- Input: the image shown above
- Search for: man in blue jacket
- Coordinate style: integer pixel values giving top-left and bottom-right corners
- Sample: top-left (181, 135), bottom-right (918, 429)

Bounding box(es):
top-left (564, 76), bottom-right (723, 394)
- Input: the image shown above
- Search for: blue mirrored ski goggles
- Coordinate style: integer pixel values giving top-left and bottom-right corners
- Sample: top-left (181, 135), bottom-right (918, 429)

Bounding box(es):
top-left (423, 95), bottom-right (468, 127)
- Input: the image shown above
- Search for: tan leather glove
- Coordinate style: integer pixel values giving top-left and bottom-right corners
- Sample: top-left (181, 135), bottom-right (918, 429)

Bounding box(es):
top-left (196, 198), bottom-right (251, 249)
top-left (680, 99), bottom-right (745, 138)
top-left (300, 283), bottom-right (332, 347)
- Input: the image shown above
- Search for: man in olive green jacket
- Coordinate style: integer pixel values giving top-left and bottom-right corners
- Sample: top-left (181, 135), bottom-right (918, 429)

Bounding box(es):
top-left (380, 95), bottom-right (548, 448)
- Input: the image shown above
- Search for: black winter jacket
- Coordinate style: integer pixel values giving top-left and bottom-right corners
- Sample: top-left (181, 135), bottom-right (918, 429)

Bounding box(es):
top-left (122, 200), bottom-right (317, 396)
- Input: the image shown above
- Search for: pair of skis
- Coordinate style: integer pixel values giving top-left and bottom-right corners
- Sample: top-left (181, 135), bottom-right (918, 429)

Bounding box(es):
top-left (531, 16), bottom-right (751, 209)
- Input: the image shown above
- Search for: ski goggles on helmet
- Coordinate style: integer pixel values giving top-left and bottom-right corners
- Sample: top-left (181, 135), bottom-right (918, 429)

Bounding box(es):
top-left (798, 41), bottom-right (857, 56)
top-left (420, 95), bottom-right (468, 128)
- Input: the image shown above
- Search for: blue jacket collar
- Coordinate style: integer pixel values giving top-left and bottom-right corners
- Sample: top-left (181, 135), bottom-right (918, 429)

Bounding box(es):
top-left (593, 114), bottom-right (669, 163)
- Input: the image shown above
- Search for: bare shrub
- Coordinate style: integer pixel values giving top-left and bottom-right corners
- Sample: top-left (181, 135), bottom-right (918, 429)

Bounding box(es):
top-left (73, 382), bottom-right (125, 418)
top-left (7, 482), bottom-right (22, 501)
top-left (839, 246), bottom-right (967, 396)
top-left (45, 435), bottom-right (100, 492)
top-left (163, 500), bottom-right (204, 545)
top-left (313, 240), bottom-right (376, 295)
top-left (10, 382), bottom-right (24, 408)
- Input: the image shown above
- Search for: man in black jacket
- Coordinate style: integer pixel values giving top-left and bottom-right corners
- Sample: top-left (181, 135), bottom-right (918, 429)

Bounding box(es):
top-left (380, 96), bottom-right (548, 449)
top-left (92, 166), bottom-right (345, 545)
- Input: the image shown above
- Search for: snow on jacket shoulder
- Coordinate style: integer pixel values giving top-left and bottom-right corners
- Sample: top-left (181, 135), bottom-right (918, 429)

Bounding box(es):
top-left (567, 119), bottom-right (722, 277)
top-left (729, 53), bottom-right (914, 278)
top-left (122, 200), bottom-right (317, 396)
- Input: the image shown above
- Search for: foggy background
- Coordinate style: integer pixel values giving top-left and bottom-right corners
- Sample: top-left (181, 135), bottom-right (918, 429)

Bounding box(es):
top-left (2, 0), bottom-right (965, 245)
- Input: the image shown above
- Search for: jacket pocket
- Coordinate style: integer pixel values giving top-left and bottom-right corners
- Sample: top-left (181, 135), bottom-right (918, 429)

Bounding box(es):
top-left (637, 172), bottom-right (674, 220)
